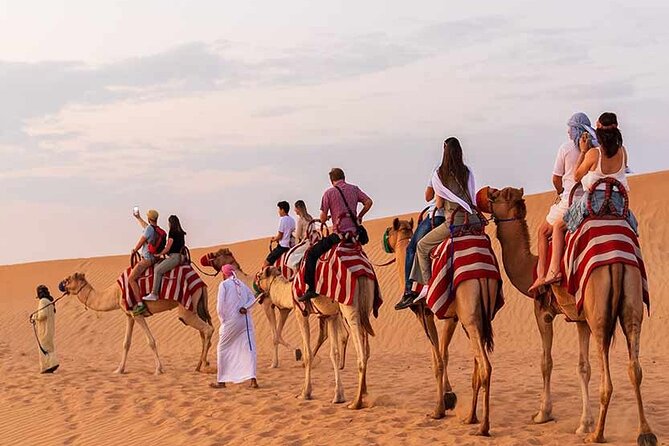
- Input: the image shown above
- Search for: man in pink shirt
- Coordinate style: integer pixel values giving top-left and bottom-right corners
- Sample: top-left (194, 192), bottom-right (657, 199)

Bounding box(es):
top-left (298, 168), bottom-right (373, 302)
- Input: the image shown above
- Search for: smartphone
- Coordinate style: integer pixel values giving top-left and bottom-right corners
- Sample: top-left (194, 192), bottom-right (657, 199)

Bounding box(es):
top-left (132, 206), bottom-right (140, 217)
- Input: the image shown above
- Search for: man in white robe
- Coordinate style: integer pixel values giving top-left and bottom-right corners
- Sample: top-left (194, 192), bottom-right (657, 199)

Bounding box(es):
top-left (210, 264), bottom-right (258, 389)
top-left (31, 285), bottom-right (60, 373)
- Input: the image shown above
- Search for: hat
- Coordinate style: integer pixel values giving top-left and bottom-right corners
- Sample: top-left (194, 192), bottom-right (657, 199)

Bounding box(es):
top-left (222, 264), bottom-right (236, 277)
top-left (146, 209), bottom-right (159, 221)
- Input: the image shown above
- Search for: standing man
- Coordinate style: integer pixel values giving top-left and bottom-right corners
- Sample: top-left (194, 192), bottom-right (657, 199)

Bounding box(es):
top-left (299, 168), bottom-right (373, 302)
top-left (210, 264), bottom-right (258, 389)
top-left (31, 285), bottom-right (60, 373)
top-left (263, 201), bottom-right (296, 267)
top-left (129, 209), bottom-right (165, 315)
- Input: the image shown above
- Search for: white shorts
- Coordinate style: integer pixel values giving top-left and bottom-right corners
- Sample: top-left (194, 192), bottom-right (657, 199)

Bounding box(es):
top-left (546, 196), bottom-right (569, 225)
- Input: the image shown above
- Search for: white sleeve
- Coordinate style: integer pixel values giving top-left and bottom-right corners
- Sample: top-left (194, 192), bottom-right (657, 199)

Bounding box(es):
top-left (216, 282), bottom-right (228, 321)
top-left (427, 166), bottom-right (437, 187)
top-left (552, 144), bottom-right (566, 176)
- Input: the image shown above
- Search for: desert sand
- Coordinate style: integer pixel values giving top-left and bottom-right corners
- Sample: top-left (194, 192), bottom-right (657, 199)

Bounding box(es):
top-left (1, 171), bottom-right (668, 446)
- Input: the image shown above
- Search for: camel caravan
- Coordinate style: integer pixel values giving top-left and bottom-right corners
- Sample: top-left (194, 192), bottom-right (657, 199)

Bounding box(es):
top-left (53, 112), bottom-right (657, 445)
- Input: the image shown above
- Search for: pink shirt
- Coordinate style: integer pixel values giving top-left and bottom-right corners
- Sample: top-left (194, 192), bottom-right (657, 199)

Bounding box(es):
top-left (320, 180), bottom-right (371, 234)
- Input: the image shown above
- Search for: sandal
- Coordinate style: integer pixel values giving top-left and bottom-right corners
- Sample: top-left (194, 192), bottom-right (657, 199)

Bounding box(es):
top-left (209, 382), bottom-right (226, 389)
top-left (132, 302), bottom-right (147, 316)
top-left (543, 270), bottom-right (563, 286)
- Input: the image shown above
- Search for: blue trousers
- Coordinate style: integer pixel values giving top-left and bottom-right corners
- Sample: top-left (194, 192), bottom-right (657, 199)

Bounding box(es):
top-left (404, 216), bottom-right (446, 293)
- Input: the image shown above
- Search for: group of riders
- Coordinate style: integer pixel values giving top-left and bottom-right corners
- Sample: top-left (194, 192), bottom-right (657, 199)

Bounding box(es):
top-left (127, 110), bottom-right (635, 314)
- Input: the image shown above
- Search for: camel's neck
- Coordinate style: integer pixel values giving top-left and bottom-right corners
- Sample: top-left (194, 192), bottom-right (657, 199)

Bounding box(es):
top-left (77, 283), bottom-right (121, 312)
top-left (267, 276), bottom-right (294, 309)
top-left (395, 238), bottom-right (410, 294)
top-left (495, 220), bottom-right (537, 298)
top-left (234, 270), bottom-right (255, 290)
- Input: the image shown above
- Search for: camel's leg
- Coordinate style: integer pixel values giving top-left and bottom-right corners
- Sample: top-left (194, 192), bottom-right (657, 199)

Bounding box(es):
top-left (262, 301), bottom-right (281, 368)
top-left (533, 299), bottom-right (555, 423)
top-left (340, 305), bottom-right (368, 410)
top-left (178, 307), bottom-right (214, 372)
top-left (420, 309), bottom-right (446, 419)
top-left (463, 358), bottom-right (481, 425)
top-left (328, 316), bottom-right (345, 403)
top-left (134, 316), bottom-right (164, 375)
top-left (276, 308), bottom-right (294, 349)
top-left (620, 268), bottom-right (657, 446)
top-left (312, 317), bottom-right (328, 359)
top-left (576, 322), bottom-right (595, 434)
top-left (114, 315), bottom-right (135, 374)
top-left (441, 316), bottom-right (458, 412)
top-left (294, 310), bottom-right (313, 400)
top-left (338, 316), bottom-right (349, 370)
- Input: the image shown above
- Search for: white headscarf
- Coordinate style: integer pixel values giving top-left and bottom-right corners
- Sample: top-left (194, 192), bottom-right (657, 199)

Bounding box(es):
top-left (430, 168), bottom-right (476, 214)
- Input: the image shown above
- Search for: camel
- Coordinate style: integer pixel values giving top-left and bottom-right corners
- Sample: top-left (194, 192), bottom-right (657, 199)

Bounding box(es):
top-left (484, 186), bottom-right (656, 445)
top-left (385, 217), bottom-right (501, 435)
top-left (205, 247), bottom-right (373, 409)
top-left (59, 272), bottom-right (213, 375)
top-left (202, 248), bottom-right (348, 370)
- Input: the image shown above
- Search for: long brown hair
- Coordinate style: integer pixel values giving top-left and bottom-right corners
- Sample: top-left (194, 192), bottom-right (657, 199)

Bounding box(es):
top-left (168, 215), bottom-right (186, 236)
top-left (438, 137), bottom-right (471, 200)
top-left (595, 112), bottom-right (623, 158)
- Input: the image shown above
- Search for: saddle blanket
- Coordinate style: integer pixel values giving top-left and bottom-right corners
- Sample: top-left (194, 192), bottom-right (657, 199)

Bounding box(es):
top-left (426, 234), bottom-right (504, 320)
top-left (118, 264), bottom-right (206, 311)
top-left (293, 242), bottom-right (383, 317)
top-left (564, 217), bottom-right (649, 312)
top-left (273, 242), bottom-right (310, 280)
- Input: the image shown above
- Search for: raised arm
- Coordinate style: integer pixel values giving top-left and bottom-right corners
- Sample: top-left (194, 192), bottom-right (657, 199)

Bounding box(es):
top-left (134, 214), bottom-right (149, 229)
top-left (575, 149), bottom-right (597, 183)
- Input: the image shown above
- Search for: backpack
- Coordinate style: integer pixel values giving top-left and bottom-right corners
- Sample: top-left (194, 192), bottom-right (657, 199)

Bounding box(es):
top-left (148, 225), bottom-right (167, 255)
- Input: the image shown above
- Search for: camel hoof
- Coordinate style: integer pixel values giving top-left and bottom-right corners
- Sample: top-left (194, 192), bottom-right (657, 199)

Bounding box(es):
top-left (268, 363), bottom-right (278, 369)
top-left (348, 401), bottom-right (363, 410)
top-left (584, 433), bottom-right (605, 444)
top-left (113, 368), bottom-right (125, 374)
top-left (576, 421), bottom-right (595, 434)
top-left (532, 411), bottom-right (554, 424)
top-left (443, 392), bottom-right (457, 410)
top-left (475, 427), bottom-right (490, 437)
top-left (332, 395), bottom-right (346, 404)
top-left (431, 410), bottom-right (446, 420)
top-left (295, 349), bottom-right (302, 361)
top-left (637, 433), bottom-right (658, 446)
top-left (463, 415), bottom-right (479, 425)
top-left (154, 368), bottom-right (164, 376)
top-left (299, 393), bottom-right (312, 401)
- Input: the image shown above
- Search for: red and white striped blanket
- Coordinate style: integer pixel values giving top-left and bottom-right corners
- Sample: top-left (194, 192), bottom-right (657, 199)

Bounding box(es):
top-left (273, 245), bottom-right (301, 281)
top-left (426, 234), bottom-right (504, 320)
top-left (293, 242), bottom-right (383, 317)
top-left (117, 264), bottom-right (206, 311)
top-left (564, 218), bottom-right (650, 312)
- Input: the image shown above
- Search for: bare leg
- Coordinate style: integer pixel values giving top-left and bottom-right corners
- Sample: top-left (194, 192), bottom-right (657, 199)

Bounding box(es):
top-left (576, 322), bottom-right (594, 434)
top-left (328, 317), bottom-right (345, 403)
top-left (114, 315), bottom-right (135, 374)
top-left (545, 220), bottom-right (566, 283)
top-left (529, 222), bottom-right (552, 293)
top-left (134, 316), bottom-right (164, 375)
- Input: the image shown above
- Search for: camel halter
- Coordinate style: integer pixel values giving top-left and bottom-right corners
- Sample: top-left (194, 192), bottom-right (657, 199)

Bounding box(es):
top-left (489, 199), bottom-right (524, 224)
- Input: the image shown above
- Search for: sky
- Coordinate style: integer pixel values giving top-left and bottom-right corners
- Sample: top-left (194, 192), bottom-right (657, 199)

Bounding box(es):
top-left (1, 0), bottom-right (668, 265)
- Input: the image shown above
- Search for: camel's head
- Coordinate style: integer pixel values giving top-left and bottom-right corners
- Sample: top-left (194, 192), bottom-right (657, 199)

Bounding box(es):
top-left (383, 217), bottom-right (414, 253)
top-left (59, 272), bottom-right (88, 295)
top-left (483, 187), bottom-right (527, 221)
top-left (254, 266), bottom-right (281, 297)
top-left (200, 248), bottom-right (241, 273)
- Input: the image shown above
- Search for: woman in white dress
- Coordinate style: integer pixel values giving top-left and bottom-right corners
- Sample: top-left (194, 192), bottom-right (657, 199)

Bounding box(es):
top-left (210, 264), bottom-right (259, 389)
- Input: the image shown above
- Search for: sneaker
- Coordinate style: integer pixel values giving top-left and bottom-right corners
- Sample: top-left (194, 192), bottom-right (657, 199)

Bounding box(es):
top-left (143, 293), bottom-right (159, 301)
top-left (298, 289), bottom-right (318, 302)
top-left (394, 292), bottom-right (418, 310)
top-left (132, 302), bottom-right (147, 316)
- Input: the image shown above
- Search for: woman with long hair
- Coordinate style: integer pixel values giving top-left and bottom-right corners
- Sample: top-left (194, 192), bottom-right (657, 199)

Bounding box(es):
top-left (294, 200), bottom-right (314, 242)
top-left (144, 215), bottom-right (188, 301)
top-left (407, 137), bottom-right (478, 293)
top-left (542, 112), bottom-right (637, 285)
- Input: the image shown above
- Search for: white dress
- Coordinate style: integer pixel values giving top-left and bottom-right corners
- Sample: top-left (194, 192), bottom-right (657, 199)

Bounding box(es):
top-left (216, 277), bottom-right (257, 383)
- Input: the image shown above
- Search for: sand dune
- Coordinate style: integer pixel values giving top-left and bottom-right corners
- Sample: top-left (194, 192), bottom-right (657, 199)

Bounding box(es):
top-left (1, 171), bottom-right (668, 445)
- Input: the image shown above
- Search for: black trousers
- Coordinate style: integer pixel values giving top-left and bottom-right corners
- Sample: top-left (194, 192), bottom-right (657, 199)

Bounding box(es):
top-left (304, 234), bottom-right (341, 290)
top-left (266, 245), bottom-right (289, 265)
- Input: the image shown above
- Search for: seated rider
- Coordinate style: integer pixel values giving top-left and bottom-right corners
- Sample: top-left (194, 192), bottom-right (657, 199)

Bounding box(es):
top-left (129, 209), bottom-right (164, 315)
top-left (144, 215), bottom-right (187, 302)
top-left (298, 168), bottom-right (373, 302)
top-left (263, 201), bottom-right (296, 267)
top-left (294, 200), bottom-right (314, 243)
top-left (406, 137), bottom-right (479, 296)
top-left (528, 112), bottom-right (597, 294)
top-left (541, 112), bottom-right (638, 287)
top-left (395, 147), bottom-right (448, 310)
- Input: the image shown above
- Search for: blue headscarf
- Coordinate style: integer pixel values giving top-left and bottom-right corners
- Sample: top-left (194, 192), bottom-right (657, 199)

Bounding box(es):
top-left (567, 112), bottom-right (598, 148)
